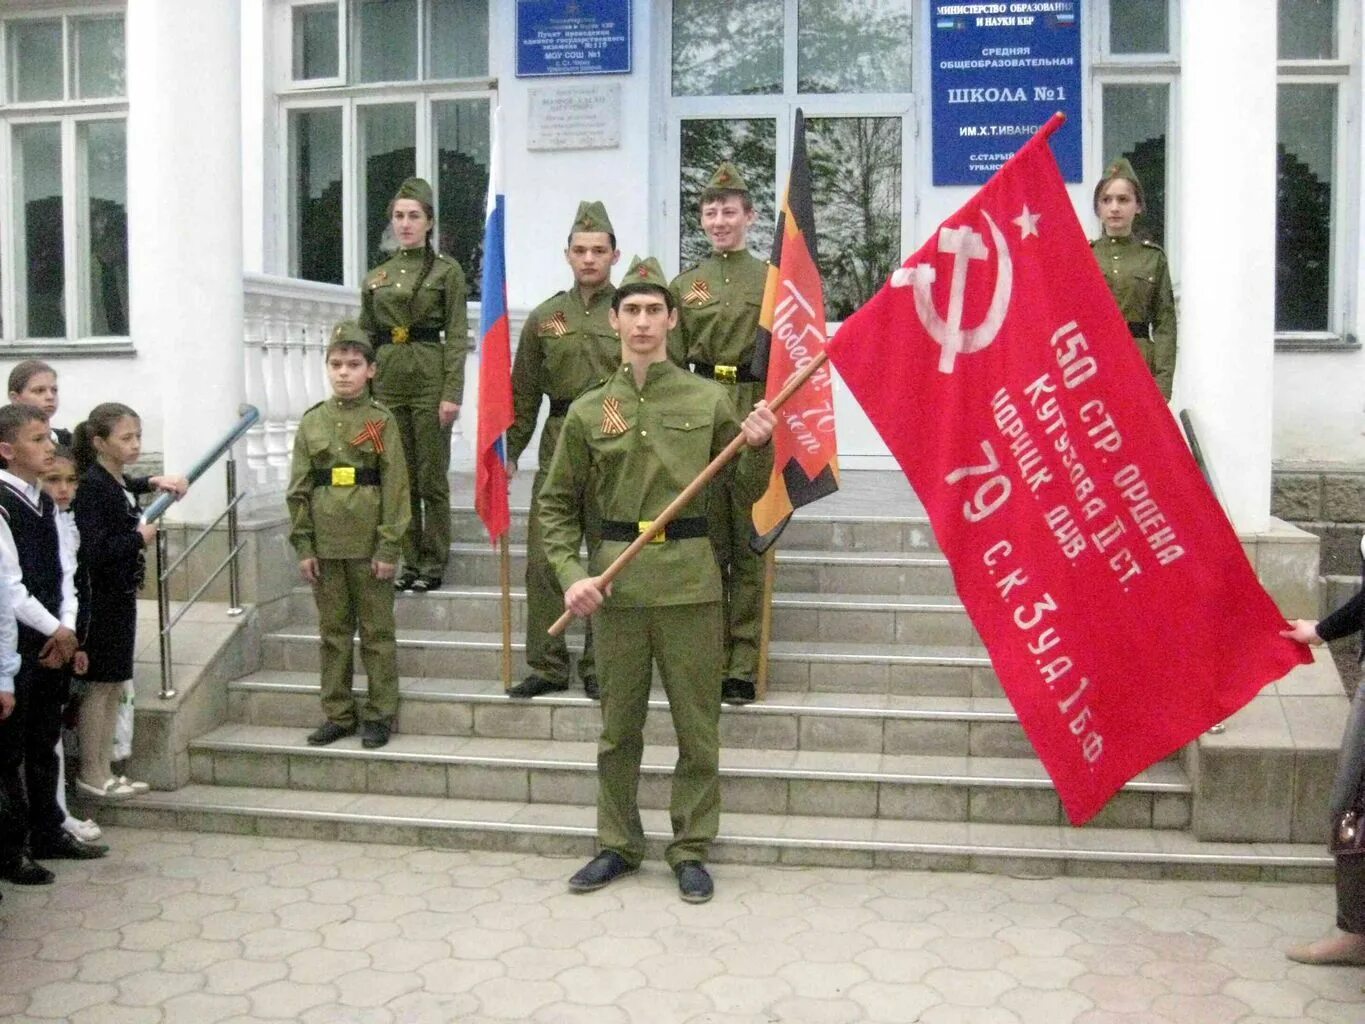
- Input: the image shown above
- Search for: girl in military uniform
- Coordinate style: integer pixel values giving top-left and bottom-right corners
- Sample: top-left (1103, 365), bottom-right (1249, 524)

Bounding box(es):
top-left (1091, 158), bottom-right (1178, 401)
top-left (359, 177), bottom-right (468, 592)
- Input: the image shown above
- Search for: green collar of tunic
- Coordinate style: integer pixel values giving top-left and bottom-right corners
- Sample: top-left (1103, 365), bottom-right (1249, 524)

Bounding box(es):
top-left (1097, 233), bottom-right (1138, 248)
top-left (709, 248), bottom-right (759, 263)
top-left (327, 393), bottom-right (373, 411)
top-left (570, 279), bottom-right (616, 312)
top-left (618, 360), bottom-right (676, 391)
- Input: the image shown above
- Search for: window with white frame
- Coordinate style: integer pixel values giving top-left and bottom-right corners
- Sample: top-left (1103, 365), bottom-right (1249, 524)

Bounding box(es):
top-left (0, 8), bottom-right (127, 343)
top-left (280, 0), bottom-right (491, 296)
top-left (668, 0), bottom-right (913, 321)
top-left (1276, 0), bottom-right (1351, 338)
top-left (1091, 0), bottom-right (1177, 249)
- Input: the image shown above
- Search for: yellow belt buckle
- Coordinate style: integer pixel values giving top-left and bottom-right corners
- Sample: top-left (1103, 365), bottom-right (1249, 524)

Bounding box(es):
top-left (715, 364), bottom-right (738, 384)
top-left (392, 325), bottom-right (410, 344)
top-left (331, 466), bottom-right (356, 486)
top-left (639, 520), bottom-right (665, 543)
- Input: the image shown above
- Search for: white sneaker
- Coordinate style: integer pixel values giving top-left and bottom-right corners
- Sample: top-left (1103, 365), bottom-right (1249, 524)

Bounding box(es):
top-left (117, 775), bottom-right (150, 795)
top-left (76, 777), bottom-right (136, 800)
top-left (62, 817), bottom-right (103, 842)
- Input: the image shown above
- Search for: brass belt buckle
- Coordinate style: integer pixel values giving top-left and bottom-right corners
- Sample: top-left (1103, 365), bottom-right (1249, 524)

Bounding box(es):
top-left (331, 466), bottom-right (356, 486)
top-left (392, 325), bottom-right (410, 344)
top-left (639, 520), bottom-right (665, 543)
top-left (715, 364), bottom-right (738, 384)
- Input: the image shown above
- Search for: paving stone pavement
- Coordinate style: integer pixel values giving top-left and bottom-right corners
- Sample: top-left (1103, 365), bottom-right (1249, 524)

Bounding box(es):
top-left (0, 827), bottom-right (1361, 1023)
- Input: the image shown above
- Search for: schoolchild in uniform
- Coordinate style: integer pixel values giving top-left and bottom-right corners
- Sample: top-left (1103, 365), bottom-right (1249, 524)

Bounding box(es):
top-left (539, 256), bottom-right (776, 904)
top-left (40, 447), bottom-right (101, 841)
top-left (506, 200), bottom-right (622, 700)
top-left (8, 360), bottom-right (71, 446)
top-left (0, 514), bottom-right (22, 896)
top-left (71, 403), bottom-right (188, 799)
top-left (670, 163), bottom-right (770, 706)
top-left (359, 177), bottom-right (468, 594)
top-left (1091, 157), bottom-right (1178, 400)
top-left (287, 322), bottom-right (410, 750)
top-left (0, 402), bottom-right (101, 879)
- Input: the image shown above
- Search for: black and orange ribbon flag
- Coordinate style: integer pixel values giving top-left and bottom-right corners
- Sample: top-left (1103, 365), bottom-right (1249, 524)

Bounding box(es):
top-left (748, 109), bottom-right (840, 553)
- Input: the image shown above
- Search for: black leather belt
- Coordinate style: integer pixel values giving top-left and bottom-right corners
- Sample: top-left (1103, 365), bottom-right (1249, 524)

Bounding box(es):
top-left (1127, 321), bottom-right (1151, 339)
top-left (691, 361), bottom-right (761, 384)
top-left (599, 517), bottom-right (708, 543)
top-left (373, 326), bottom-right (442, 346)
top-left (312, 467), bottom-right (381, 487)
top-left (548, 399), bottom-right (572, 417)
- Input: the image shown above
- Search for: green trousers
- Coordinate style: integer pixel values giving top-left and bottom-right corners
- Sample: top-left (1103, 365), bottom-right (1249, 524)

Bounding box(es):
top-left (525, 461), bottom-right (595, 686)
top-left (316, 558), bottom-right (399, 726)
top-left (595, 601), bottom-right (722, 868)
top-left (389, 403), bottom-right (452, 576)
top-left (708, 482), bottom-right (764, 682)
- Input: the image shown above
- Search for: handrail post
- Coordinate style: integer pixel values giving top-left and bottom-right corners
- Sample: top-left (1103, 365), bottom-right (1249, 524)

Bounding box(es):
top-left (157, 528), bottom-right (176, 699)
top-left (225, 456), bottom-right (244, 616)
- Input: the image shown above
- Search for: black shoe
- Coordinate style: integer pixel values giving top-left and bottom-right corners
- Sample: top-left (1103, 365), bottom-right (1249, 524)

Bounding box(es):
top-left (567, 850), bottom-right (636, 893)
top-left (721, 678), bottom-right (756, 706)
top-left (394, 571), bottom-right (419, 592)
top-left (674, 860), bottom-right (714, 904)
top-left (409, 574), bottom-right (442, 593)
top-left (306, 721), bottom-right (356, 746)
top-left (583, 677), bottom-right (600, 700)
top-left (361, 719), bottom-right (391, 749)
top-left (31, 830), bottom-right (108, 861)
top-left (508, 675), bottom-right (570, 699)
top-left (0, 854), bottom-right (55, 885)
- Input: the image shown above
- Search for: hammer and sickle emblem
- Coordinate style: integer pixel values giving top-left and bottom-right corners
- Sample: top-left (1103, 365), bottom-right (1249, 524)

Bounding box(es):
top-left (891, 210), bottom-right (1013, 374)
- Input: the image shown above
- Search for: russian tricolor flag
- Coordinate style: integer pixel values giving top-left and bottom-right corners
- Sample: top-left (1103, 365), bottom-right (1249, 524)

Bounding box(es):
top-left (475, 107), bottom-right (513, 543)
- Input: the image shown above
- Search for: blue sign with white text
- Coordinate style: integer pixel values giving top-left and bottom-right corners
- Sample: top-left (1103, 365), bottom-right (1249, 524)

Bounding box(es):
top-left (930, 1), bottom-right (1082, 185)
top-left (516, 0), bottom-right (632, 78)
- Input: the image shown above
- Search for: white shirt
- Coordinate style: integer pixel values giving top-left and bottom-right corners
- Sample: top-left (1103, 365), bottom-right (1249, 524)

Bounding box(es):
top-left (0, 468), bottom-right (78, 639)
top-left (0, 518), bottom-right (26, 694)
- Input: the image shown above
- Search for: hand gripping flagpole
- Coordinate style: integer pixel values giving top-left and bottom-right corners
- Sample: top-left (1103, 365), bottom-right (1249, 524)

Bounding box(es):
top-left (548, 352), bottom-right (830, 636)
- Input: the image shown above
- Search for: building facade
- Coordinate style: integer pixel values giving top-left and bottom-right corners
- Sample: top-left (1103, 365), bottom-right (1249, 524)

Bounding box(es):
top-left (0, 0), bottom-right (1359, 533)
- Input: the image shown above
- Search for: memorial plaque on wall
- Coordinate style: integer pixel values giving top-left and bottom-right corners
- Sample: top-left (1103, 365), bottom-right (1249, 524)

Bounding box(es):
top-left (930, 1), bottom-right (1082, 185)
top-left (516, 0), bottom-right (632, 77)
top-left (528, 82), bottom-right (622, 151)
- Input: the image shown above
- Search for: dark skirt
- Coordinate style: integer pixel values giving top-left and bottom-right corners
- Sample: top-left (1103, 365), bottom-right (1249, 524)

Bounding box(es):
top-left (82, 587), bottom-right (138, 682)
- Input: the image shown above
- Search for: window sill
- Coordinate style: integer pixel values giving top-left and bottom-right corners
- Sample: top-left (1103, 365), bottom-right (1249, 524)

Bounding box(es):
top-left (0, 339), bottom-right (137, 358)
top-left (1274, 332), bottom-right (1360, 353)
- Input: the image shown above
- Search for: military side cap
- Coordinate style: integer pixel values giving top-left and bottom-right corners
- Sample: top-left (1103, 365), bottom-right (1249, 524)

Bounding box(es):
top-left (706, 161), bottom-right (748, 194)
top-left (617, 256), bottom-right (669, 294)
top-left (1101, 156), bottom-right (1140, 188)
top-left (329, 320), bottom-right (374, 356)
top-left (571, 200), bottom-right (614, 236)
top-left (394, 176), bottom-right (434, 208)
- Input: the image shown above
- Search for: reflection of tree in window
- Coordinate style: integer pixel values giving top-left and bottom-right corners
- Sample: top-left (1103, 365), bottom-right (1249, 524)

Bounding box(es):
top-left (1113, 135), bottom-right (1166, 249)
top-left (89, 200), bottom-right (127, 335)
top-left (807, 117), bottom-right (900, 321)
top-left (671, 0), bottom-right (782, 96)
top-left (365, 147), bottom-right (417, 268)
top-left (1276, 146), bottom-right (1331, 332)
top-left (25, 195), bottom-right (65, 338)
top-left (438, 150), bottom-right (487, 300)
top-left (679, 119), bottom-right (776, 270)
top-left (299, 179), bottom-right (344, 285)
top-left (797, 0), bottom-right (911, 94)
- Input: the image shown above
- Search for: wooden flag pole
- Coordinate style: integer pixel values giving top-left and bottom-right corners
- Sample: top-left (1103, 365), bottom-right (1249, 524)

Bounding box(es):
top-left (499, 534), bottom-right (512, 690)
top-left (756, 546), bottom-right (777, 701)
top-left (549, 350), bottom-right (830, 637)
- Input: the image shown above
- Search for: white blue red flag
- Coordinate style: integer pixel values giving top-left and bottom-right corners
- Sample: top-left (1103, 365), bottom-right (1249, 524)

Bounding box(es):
top-left (476, 108), bottom-right (513, 543)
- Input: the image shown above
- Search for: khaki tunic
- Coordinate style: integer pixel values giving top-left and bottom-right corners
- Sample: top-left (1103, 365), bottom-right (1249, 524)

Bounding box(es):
top-left (508, 279), bottom-right (620, 685)
top-left (287, 394), bottom-right (410, 725)
top-left (1091, 234), bottom-right (1178, 400)
top-left (670, 248), bottom-right (770, 681)
top-left (537, 359), bottom-right (773, 867)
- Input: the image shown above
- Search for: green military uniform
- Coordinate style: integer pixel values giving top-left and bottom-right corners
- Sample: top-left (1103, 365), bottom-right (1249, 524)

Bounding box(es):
top-left (287, 324), bottom-right (411, 728)
top-left (538, 257), bottom-right (775, 868)
top-left (669, 163), bottom-right (769, 689)
top-left (508, 201), bottom-right (622, 690)
top-left (358, 177), bottom-right (469, 582)
top-left (1091, 158), bottom-right (1178, 400)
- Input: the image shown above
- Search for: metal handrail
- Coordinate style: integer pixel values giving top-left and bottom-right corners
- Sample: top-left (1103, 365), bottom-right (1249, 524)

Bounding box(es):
top-left (153, 404), bottom-right (260, 699)
top-left (1179, 408), bottom-right (1224, 509)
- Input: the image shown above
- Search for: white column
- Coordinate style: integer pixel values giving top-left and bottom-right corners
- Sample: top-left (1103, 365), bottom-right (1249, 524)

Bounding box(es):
top-left (126, 0), bottom-right (245, 522)
top-left (1176, 1), bottom-right (1277, 532)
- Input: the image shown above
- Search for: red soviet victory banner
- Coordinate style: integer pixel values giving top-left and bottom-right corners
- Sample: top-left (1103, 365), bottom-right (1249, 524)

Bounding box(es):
top-left (827, 114), bottom-right (1311, 825)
